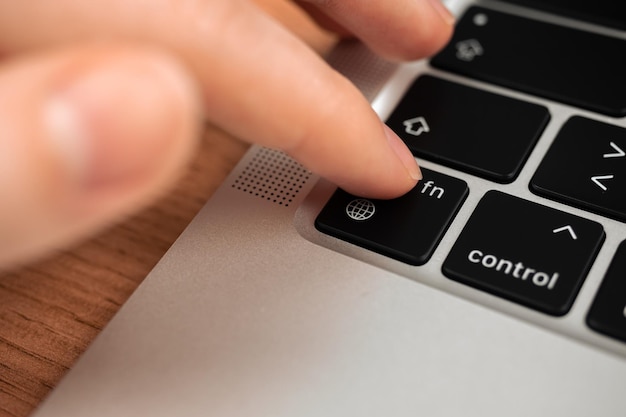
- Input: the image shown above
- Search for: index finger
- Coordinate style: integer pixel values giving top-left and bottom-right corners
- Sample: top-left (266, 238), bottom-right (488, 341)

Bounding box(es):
top-left (0, 0), bottom-right (436, 198)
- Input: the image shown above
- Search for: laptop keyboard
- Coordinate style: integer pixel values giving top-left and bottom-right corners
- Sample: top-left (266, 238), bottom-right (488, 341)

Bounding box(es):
top-left (315, 2), bottom-right (626, 346)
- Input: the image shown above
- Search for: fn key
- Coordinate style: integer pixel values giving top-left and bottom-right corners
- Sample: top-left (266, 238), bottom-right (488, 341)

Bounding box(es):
top-left (315, 169), bottom-right (467, 266)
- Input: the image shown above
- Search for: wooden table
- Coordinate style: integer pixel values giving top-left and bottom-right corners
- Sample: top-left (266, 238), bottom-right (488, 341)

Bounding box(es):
top-left (0, 2), bottom-right (333, 416)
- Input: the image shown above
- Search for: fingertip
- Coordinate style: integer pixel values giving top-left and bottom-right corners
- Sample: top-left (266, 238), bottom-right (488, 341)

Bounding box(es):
top-left (338, 118), bottom-right (423, 199)
top-left (383, 125), bottom-right (422, 183)
top-left (289, 117), bottom-right (421, 201)
top-left (341, 125), bottom-right (421, 200)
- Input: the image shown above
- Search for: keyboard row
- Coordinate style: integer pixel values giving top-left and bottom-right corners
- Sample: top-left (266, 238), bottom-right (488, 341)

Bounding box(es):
top-left (386, 76), bottom-right (626, 222)
top-left (316, 5), bottom-right (625, 344)
top-left (315, 177), bottom-right (625, 343)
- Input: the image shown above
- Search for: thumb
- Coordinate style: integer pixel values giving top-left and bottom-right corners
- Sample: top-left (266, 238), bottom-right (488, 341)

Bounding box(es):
top-left (0, 44), bottom-right (201, 268)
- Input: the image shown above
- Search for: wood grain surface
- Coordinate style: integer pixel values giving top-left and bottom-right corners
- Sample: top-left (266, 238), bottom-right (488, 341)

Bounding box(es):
top-left (0, 2), bottom-right (333, 416)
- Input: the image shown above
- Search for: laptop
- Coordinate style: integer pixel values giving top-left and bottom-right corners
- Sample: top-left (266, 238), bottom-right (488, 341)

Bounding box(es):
top-left (33, 0), bottom-right (626, 415)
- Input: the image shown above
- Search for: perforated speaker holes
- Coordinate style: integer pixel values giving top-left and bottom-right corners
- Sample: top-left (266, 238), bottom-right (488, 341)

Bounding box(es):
top-left (232, 148), bottom-right (311, 207)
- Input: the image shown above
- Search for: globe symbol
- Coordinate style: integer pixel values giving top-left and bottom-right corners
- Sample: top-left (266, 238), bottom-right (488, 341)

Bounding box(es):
top-left (345, 199), bottom-right (376, 221)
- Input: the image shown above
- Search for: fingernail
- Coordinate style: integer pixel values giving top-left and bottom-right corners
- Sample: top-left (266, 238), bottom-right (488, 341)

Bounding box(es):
top-left (44, 54), bottom-right (195, 190)
top-left (384, 125), bottom-right (422, 181)
top-left (427, 0), bottom-right (456, 26)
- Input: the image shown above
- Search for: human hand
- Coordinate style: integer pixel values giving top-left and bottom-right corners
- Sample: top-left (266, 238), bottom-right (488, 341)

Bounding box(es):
top-left (0, 0), bottom-right (453, 267)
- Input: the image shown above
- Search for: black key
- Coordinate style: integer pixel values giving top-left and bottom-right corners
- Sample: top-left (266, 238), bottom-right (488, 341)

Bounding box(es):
top-left (431, 6), bottom-right (626, 117)
top-left (443, 191), bottom-right (604, 316)
top-left (386, 76), bottom-right (549, 183)
top-left (587, 241), bottom-right (626, 343)
top-left (530, 117), bottom-right (626, 222)
top-left (496, 0), bottom-right (626, 30)
top-left (315, 169), bottom-right (468, 266)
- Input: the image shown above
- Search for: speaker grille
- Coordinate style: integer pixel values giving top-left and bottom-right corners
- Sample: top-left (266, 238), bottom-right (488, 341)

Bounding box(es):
top-left (232, 148), bottom-right (311, 207)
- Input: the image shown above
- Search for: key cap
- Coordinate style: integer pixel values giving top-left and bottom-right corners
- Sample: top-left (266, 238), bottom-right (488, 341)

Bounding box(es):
top-left (496, 0), bottom-right (626, 30)
top-left (530, 117), bottom-right (626, 222)
top-left (386, 75), bottom-right (549, 183)
top-left (443, 191), bottom-right (605, 316)
top-left (430, 6), bottom-right (626, 117)
top-left (315, 169), bottom-right (468, 266)
top-left (587, 240), bottom-right (626, 343)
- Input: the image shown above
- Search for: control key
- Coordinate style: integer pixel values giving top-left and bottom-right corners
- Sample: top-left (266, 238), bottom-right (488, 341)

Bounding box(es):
top-left (443, 191), bottom-right (605, 316)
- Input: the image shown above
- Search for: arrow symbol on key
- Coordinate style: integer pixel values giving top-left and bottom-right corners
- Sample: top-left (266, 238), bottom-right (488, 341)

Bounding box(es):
top-left (553, 225), bottom-right (577, 240)
top-left (603, 142), bottom-right (625, 158)
top-left (403, 117), bottom-right (430, 137)
top-left (591, 174), bottom-right (614, 191)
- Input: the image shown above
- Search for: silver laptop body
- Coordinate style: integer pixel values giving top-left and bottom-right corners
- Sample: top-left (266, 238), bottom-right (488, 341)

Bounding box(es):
top-left (33, 0), bottom-right (626, 415)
